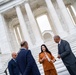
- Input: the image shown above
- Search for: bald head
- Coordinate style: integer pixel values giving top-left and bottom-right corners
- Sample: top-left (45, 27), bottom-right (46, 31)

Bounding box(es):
top-left (12, 52), bottom-right (17, 59)
top-left (54, 35), bottom-right (60, 39)
top-left (20, 41), bottom-right (28, 49)
top-left (54, 35), bottom-right (61, 43)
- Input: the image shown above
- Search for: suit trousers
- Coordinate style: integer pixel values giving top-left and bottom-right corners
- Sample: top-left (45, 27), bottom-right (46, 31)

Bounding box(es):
top-left (44, 69), bottom-right (57, 75)
top-left (66, 63), bottom-right (76, 75)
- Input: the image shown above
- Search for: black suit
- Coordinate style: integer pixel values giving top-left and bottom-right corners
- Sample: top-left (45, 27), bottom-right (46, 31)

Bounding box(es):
top-left (8, 59), bottom-right (20, 75)
top-left (16, 48), bottom-right (41, 75)
top-left (58, 40), bottom-right (76, 75)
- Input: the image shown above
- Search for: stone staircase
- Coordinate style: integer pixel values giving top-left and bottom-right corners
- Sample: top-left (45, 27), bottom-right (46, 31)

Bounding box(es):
top-left (31, 34), bottom-right (76, 75)
top-left (0, 54), bottom-right (11, 75)
top-left (0, 34), bottom-right (76, 75)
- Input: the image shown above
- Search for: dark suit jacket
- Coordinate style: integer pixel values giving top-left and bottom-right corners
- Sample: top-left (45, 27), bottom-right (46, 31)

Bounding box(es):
top-left (8, 59), bottom-right (20, 75)
top-left (16, 48), bottom-right (41, 75)
top-left (58, 40), bottom-right (76, 66)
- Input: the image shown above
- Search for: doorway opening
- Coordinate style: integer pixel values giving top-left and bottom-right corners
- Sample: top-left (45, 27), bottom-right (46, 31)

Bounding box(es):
top-left (36, 14), bottom-right (52, 33)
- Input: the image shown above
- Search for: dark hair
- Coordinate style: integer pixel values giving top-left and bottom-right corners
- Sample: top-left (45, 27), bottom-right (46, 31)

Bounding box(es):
top-left (20, 41), bottom-right (27, 47)
top-left (40, 44), bottom-right (51, 55)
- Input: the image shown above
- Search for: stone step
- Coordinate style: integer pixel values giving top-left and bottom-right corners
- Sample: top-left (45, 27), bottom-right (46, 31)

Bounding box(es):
top-left (58, 70), bottom-right (70, 75)
top-left (0, 35), bottom-right (76, 75)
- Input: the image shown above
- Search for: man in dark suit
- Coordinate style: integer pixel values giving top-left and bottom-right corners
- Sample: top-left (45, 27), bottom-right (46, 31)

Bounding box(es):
top-left (54, 35), bottom-right (76, 75)
top-left (8, 52), bottom-right (20, 75)
top-left (16, 41), bottom-right (41, 75)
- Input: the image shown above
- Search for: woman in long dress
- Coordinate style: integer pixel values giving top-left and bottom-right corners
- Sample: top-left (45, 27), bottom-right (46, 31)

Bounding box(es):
top-left (39, 44), bottom-right (57, 75)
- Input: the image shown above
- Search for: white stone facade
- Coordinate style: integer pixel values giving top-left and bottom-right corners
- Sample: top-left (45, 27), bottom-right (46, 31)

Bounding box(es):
top-left (0, 0), bottom-right (76, 75)
top-left (0, 0), bottom-right (76, 54)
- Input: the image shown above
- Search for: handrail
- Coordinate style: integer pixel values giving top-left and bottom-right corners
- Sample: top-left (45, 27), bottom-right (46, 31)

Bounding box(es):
top-left (0, 67), bottom-right (8, 75)
top-left (0, 54), bottom-right (11, 75)
top-left (4, 68), bottom-right (8, 75)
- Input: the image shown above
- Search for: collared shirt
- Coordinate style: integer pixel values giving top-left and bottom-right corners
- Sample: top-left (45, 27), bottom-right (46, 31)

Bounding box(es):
top-left (20, 47), bottom-right (26, 50)
top-left (58, 39), bottom-right (61, 45)
top-left (13, 59), bottom-right (16, 62)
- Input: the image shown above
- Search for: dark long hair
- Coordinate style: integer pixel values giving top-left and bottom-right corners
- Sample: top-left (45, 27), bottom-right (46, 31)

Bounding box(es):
top-left (40, 44), bottom-right (51, 55)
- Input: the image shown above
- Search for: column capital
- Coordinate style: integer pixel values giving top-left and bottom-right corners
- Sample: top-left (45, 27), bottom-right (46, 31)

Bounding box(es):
top-left (0, 13), bottom-right (5, 17)
top-left (23, 0), bottom-right (29, 5)
top-left (14, 4), bottom-right (21, 9)
top-left (15, 5), bottom-right (20, 8)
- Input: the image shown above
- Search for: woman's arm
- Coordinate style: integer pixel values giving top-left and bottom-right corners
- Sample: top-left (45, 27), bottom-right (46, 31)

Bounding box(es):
top-left (51, 53), bottom-right (56, 63)
top-left (39, 54), bottom-right (46, 63)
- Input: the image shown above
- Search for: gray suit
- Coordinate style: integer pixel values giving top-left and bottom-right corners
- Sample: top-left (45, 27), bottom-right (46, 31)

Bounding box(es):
top-left (58, 40), bottom-right (76, 75)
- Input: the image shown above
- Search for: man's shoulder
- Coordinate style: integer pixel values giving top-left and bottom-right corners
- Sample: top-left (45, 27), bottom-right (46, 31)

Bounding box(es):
top-left (9, 59), bottom-right (13, 62)
top-left (61, 39), bottom-right (68, 43)
top-left (21, 48), bottom-right (30, 52)
top-left (8, 59), bottom-right (13, 65)
top-left (61, 39), bottom-right (69, 45)
top-left (19, 49), bottom-right (31, 54)
top-left (19, 48), bottom-right (27, 52)
top-left (26, 50), bottom-right (31, 54)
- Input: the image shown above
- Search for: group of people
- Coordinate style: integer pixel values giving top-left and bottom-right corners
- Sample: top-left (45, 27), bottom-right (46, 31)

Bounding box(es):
top-left (8, 35), bottom-right (76, 75)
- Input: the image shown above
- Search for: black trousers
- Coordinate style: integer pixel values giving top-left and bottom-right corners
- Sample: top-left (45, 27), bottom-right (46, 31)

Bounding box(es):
top-left (66, 63), bottom-right (76, 75)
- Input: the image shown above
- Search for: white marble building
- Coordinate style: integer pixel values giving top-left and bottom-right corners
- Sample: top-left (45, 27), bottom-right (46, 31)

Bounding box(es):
top-left (0, 0), bottom-right (76, 54)
top-left (0, 0), bottom-right (76, 75)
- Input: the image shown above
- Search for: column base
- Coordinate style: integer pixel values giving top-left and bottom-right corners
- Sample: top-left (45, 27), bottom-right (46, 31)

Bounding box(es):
top-left (30, 40), bottom-right (44, 49)
top-left (38, 40), bottom-right (44, 44)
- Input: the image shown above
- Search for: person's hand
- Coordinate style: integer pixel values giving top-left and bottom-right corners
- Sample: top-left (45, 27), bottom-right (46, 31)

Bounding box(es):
top-left (42, 56), bottom-right (46, 60)
top-left (51, 59), bottom-right (56, 63)
top-left (40, 56), bottom-right (46, 63)
top-left (51, 60), bottom-right (54, 63)
top-left (57, 54), bottom-right (61, 59)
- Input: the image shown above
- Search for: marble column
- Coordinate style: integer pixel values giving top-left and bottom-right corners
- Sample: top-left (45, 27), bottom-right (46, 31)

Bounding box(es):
top-left (45, 0), bottom-right (67, 37)
top-left (24, 2), bottom-right (43, 45)
top-left (0, 58), bottom-right (2, 69)
top-left (67, 5), bottom-right (76, 24)
top-left (73, 2), bottom-right (76, 11)
top-left (0, 14), bottom-right (11, 54)
top-left (14, 27), bottom-right (21, 44)
top-left (57, 0), bottom-right (76, 34)
top-left (15, 6), bottom-right (32, 48)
